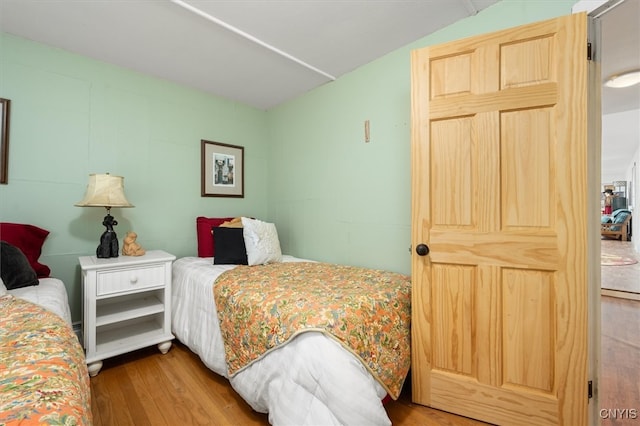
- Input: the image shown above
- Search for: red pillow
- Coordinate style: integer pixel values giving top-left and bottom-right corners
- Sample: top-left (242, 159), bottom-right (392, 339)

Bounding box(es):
top-left (196, 217), bottom-right (235, 257)
top-left (0, 222), bottom-right (51, 277)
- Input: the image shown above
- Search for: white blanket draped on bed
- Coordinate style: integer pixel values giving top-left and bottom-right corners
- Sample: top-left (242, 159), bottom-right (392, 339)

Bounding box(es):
top-left (171, 256), bottom-right (394, 426)
top-left (9, 278), bottom-right (72, 325)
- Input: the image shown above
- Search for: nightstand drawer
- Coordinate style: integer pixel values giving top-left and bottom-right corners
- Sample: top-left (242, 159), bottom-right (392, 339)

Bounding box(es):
top-left (97, 264), bottom-right (166, 296)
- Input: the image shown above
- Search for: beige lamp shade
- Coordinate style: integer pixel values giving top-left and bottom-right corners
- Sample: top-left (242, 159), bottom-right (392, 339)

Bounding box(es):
top-left (75, 173), bottom-right (134, 208)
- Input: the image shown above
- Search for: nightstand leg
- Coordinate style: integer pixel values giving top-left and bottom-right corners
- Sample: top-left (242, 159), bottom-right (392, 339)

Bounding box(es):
top-left (158, 341), bottom-right (172, 354)
top-left (87, 361), bottom-right (103, 377)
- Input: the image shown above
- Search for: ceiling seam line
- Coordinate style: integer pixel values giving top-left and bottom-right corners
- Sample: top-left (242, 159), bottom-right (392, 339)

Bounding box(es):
top-left (589, 0), bottom-right (626, 19)
top-left (168, 0), bottom-right (336, 81)
top-left (461, 0), bottom-right (479, 15)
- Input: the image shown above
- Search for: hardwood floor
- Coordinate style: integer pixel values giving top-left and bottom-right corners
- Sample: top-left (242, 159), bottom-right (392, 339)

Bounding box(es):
top-left (89, 341), bottom-right (487, 426)
top-left (90, 244), bottom-right (640, 425)
top-left (90, 342), bottom-right (269, 426)
top-left (600, 239), bottom-right (640, 426)
top-left (600, 297), bottom-right (640, 426)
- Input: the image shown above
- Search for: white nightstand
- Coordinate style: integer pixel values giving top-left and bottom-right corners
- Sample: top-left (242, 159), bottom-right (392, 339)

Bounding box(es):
top-left (79, 250), bottom-right (176, 377)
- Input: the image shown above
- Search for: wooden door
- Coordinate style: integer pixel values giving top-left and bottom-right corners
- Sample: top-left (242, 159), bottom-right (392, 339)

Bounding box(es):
top-left (410, 13), bottom-right (590, 426)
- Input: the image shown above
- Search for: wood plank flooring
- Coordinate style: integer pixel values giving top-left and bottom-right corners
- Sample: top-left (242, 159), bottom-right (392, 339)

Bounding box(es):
top-left (90, 341), bottom-right (487, 426)
top-left (600, 239), bottom-right (640, 426)
top-left (90, 241), bottom-right (640, 425)
top-left (600, 297), bottom-right (640, 426)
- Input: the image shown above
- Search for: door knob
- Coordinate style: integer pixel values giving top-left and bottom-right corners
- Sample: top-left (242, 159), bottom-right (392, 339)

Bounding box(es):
top-left (416, 244), bottom-right (429, 256)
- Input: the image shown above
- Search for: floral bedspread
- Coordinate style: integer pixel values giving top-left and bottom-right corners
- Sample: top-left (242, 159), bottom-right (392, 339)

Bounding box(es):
top-left (0, 295), bottom-right (92, 425)
top-left (214, 262), bottom-right (411, 399)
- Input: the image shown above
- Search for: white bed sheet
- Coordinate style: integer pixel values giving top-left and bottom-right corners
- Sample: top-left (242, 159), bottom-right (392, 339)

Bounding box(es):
top-left (172, 256), bottom-right (392, 426)
top-left (8, 278), bottom-right (72, 325)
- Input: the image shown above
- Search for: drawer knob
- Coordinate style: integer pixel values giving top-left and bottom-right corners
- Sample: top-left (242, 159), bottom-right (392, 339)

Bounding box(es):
top-left (130, 276), bottom-right (138, 284)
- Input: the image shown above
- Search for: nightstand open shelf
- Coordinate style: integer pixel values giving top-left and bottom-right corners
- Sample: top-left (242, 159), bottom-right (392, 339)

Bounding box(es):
top-left (79, 250), bottom-right (176, 377)
top-left (95, 315), bottom-right (168, 357)
top-left (96, 291), bottom-right (164, 326)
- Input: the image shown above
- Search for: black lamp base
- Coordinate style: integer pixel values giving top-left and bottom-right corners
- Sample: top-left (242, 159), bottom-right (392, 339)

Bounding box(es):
top-left (96, 213), bottom-right (119, 258)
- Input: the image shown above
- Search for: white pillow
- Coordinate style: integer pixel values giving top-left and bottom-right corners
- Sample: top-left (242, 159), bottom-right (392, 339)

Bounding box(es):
top-left (241, 217), bottom-right (283, 266)
top-left (0, 277), bottom-right (7, 296)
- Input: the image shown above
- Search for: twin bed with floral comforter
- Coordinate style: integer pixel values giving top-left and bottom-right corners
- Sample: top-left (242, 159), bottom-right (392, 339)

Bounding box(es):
top-left (215, 261), bottom-right (411, 399)
top-left (0, 291), bottom-right (92, 425)
top-left (172, 255), bottom-right (412, 426)
top-left (0, 223), bottom-right (92, 425)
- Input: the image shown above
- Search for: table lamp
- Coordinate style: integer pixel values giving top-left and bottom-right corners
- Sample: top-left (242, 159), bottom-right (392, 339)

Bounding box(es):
top-left (75, 173), bottom-right (134, 258)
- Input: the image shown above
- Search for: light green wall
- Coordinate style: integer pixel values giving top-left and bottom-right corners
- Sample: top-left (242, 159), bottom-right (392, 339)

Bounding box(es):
top-left (266, 0), bottom-right (578, 273)
top-left (0, 0), bottom-right (578, 322)
top-left (0, 34), bottom-right (269, 321)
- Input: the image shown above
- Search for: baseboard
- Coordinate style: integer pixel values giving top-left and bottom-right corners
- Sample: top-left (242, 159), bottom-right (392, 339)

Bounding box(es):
top-left (601, 288), bottom-right (640, 301)
top-left (72, 322), bottom-right (83, 344)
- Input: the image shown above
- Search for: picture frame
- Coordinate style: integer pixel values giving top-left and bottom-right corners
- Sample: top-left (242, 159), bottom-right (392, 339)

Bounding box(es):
top-left (201, 139), bottom-right (244, 197)
top-left (0, 98), bottom-right (10, 184)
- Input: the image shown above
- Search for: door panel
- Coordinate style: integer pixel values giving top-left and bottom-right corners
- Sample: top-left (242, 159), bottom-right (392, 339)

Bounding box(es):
top-left (410, 13), bottom-right (589, 426)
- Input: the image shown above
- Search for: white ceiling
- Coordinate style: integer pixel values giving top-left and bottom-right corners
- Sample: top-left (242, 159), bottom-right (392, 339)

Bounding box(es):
top-left (1, 0), bottom-right (638, 180)
top-left (1, 0), bottom-right (637, 114)
top-left (598, 0), bottom-right (640, 115)
top-left (0, 0), bottom-right (500, 110)
top-left (596, 0), bottom-right (640, 183)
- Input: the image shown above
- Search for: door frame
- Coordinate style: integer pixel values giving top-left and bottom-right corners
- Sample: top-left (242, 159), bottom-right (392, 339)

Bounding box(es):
top-left (586, 14), bottom-right (602, 424)
top-left (575, 1), bottom-right (629, 423)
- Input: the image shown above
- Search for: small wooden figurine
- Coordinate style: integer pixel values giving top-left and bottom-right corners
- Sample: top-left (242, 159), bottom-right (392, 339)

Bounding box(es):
top-left (122, 231), bottom-right (146, 256)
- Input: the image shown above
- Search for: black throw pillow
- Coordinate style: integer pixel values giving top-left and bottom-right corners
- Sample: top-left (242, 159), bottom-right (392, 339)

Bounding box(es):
top-left (1, 241), bottom-right (40, 289)
top-left (213, 227), bottom-right (248, 265)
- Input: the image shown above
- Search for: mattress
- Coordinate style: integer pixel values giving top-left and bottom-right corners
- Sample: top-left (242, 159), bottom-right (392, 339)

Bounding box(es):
top-left (8, 278), bottom-right (72, 325)
top-left (172, 255), bottom-right (395, 426)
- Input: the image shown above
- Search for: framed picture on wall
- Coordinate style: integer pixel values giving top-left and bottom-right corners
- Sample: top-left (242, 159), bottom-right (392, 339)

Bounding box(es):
top-left (0, 98), bottom-right (10, 184)
top-left (201, 139), bottom-right (244, 197)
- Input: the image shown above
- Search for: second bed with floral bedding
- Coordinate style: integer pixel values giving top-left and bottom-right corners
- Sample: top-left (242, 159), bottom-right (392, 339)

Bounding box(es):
top-left (173, 254), bottom-right (411, 425)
